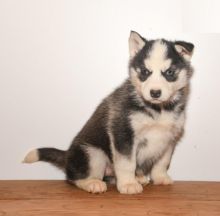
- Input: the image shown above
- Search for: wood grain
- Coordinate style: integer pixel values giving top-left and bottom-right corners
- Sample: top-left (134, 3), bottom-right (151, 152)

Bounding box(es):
top-left (0, 180), bottom-right (220, 215)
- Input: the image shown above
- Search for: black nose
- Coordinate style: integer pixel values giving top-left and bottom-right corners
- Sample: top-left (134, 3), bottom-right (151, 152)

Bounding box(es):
top-left (150, 89), bottom-right (161, 98)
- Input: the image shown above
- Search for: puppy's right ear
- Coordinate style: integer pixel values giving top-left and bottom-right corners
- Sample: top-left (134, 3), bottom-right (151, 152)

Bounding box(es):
top-left (129, 31), bottom-right (146, 58)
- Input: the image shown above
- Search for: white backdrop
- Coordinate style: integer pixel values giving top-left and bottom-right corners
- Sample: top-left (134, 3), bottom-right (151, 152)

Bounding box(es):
top-left (0, 0), bottom-right (220, 180)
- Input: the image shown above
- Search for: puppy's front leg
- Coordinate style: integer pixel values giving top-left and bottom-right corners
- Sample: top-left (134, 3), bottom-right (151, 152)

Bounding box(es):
top-left (114, 153), bottom-right (143, 194)
top-left (109, 114), bottom-right (142, 194)
top-left (150, 146), bottom-right (174, 185)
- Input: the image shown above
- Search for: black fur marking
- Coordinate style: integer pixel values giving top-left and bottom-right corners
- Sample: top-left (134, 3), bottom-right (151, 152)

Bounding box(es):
top-left (175, 41), bottom-right (194, 53)
top-left (143, 100), bottom-right (162, 113)
top-left (103, 176), bottom-right (116, 184)
top-left (129, 40), bottom-right (154, 72)
top-left (109, 80), bottom-right (156, 156)
top-left (111, 110), bottom-right (134, 155)
top-left (73, 101), bottom-right (112, 161)
top-left (38, 148), bottom-right (66, 169)
top-left (163, 100), bottom-right (179, 111)
top-left (136, 158), bottom-right (155, 175)
top-left (66, 145), bottom-right (89, 181)
top-left (164, 40), bottom-right (186, 66)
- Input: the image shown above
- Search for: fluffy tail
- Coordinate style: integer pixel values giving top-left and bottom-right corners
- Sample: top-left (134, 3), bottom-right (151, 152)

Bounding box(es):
top-left (23, 148), bottom-right (66, 170)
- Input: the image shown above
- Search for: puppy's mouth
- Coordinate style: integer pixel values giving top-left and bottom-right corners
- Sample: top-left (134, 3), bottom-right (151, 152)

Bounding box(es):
top-left (142, 96), bottom-right (175, 107)
top-left (149, 99), bottom-right (163, 104)
top-left (140, 96), bottom-right (164, 107)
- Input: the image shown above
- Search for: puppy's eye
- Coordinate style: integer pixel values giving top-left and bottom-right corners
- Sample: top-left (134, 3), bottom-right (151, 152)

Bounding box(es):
top-left (141, 68), bottom-right (150, 76)
top-left (138, 67), bottom-right (152, 82)
top-left (165, 69), bottom-right (175, 76)
top-left (162, 68), bottom-right (177, 82)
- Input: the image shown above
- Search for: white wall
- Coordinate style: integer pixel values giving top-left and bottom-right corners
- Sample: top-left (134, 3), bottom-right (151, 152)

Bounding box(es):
top-left (0, 0), bottom-right (219, 180)
top-left (183, 0), bottom-right (220, 33)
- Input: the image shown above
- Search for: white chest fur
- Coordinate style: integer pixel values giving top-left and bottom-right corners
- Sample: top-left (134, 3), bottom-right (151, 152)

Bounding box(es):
top-left (130, 110), bottom-right (185, 165)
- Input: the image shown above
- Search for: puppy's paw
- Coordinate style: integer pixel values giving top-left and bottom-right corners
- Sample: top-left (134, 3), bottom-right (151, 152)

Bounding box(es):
top-left (87, 180), bottom-right (107, 193)
top-left (75, 179), bottom-right (107, 193)
top-left (117, 181), bottom-right (143, 194)
top-left (152, 174), bottom-right (173, 185)
top-left (136, 175), bottom-right (150, 186)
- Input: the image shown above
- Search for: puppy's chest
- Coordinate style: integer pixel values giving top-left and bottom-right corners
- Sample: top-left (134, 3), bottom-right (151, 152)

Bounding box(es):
top-left (130, 111), bottom-right (184, 159)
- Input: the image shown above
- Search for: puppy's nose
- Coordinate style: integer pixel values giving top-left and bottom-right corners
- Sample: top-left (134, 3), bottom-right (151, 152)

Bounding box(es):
top-left (150, 89), bottom-right (161, 99)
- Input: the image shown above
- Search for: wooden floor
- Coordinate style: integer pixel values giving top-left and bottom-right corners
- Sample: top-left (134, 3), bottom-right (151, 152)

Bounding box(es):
top-left (0, 181), bottom-right (220, 215)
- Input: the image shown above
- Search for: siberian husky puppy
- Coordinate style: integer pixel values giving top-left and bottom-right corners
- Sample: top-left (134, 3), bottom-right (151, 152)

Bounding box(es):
top-left (24, 31), bottom-right (194, 194)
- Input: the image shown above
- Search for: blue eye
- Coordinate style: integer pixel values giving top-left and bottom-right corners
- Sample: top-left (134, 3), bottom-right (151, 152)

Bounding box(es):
top-left (165, 69), bottom-right (175, 76)
top-left (162, 68), bottom-right (177, 82)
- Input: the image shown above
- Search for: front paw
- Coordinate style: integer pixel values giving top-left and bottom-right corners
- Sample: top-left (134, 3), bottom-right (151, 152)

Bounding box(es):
top-left (152, 173), bottom-right (173, 185)
top-left (117, 181), bottom-right (143, 194)
top-left (136, 175), bottom-right (150, 186)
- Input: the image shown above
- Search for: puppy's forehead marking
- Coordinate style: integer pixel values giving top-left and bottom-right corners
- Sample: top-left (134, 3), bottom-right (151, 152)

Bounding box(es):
top-left (149, 40), bottom-right (167, 59)
top-left (144, 40), bottom-right (171, 72)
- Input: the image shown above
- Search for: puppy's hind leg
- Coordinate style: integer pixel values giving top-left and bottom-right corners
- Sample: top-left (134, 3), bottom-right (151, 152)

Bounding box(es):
top-left (67, 145), bottom-right (108, 193)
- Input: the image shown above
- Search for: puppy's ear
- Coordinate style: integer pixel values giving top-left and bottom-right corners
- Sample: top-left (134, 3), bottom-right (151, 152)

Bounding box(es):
top-left (129, 31), bottom-right (146, 58)
top-left (174, 41), bottom-right (194, 61)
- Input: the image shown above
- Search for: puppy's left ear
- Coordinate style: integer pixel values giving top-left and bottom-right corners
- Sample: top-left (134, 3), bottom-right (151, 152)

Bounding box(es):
top-left (174, 41), bottom-right (194, 61)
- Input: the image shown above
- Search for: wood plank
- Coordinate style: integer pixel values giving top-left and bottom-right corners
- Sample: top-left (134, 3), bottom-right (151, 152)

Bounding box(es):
top-left (0, 181), bottom-right (220, 216)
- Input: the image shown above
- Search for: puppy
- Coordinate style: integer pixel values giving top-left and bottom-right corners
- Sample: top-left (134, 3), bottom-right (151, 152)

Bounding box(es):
top-left (24, 31), bottom-right (194, 194)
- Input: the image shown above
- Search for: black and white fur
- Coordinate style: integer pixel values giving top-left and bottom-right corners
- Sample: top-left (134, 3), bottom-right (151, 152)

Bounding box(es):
top-left (23, 31), bottom-right (194, 194)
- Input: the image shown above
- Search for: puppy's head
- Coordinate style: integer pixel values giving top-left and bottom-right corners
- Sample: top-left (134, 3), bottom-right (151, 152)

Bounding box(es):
top-left (129, 31), bottom-right (194, 104)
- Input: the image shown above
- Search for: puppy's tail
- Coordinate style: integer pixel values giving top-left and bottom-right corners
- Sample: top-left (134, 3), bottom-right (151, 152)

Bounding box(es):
top-left (23, 148), bottom-right (66, 170)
